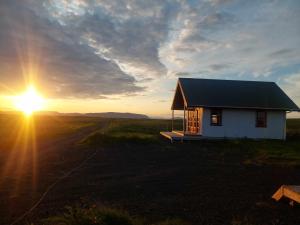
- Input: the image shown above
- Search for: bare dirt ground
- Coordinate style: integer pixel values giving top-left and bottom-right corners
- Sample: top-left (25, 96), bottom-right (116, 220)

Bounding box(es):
top-left (0, 115), bottom-right (105, 224)
top-left (33, 142), bottom-right (300, 225)
top-left (0, 115), bottom-right (299, 225)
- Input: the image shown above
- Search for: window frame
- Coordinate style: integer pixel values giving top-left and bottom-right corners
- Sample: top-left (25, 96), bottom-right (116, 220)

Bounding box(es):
top-left (256, 110), bottom-right (267, 128)
top-left (210, 109), bottom-right (222, 126)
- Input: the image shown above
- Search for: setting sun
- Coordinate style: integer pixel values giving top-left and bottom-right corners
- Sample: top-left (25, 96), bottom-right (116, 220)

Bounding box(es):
top-left (14, 86), bottom-right (45, 115)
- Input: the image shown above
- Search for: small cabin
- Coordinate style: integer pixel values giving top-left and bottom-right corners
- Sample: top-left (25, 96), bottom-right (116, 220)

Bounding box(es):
top-left (161, 78), bottom-right (299, 141)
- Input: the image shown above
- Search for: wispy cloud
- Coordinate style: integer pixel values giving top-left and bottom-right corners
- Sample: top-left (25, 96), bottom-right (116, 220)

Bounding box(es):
top-left (0, 0), bottom-right (299, 107)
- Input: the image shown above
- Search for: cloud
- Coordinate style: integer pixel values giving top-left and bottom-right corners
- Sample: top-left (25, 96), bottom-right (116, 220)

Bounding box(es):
top-left (209, 64), bottom-right (230, 71)
top-left (281, 71), bottom-right (300, 117)
top-left (0, 0), bottom-right (300, 107)
top-left (268, 49), bottom-right (294, 58)
top-left (199, 12), bottom-right (238, 30)
top-left (281, 72), bottom-right (300, 101)
top-left (161, 0), bottom-right (300, 82)
top-left (41, 0), bottom-right (177, 80)
top-left (0, 0), bottom-right (176, 98)
top-left (207, 0), bottom-right (234, 6)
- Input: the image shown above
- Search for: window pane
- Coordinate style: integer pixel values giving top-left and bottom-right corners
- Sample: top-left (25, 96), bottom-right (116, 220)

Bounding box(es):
top-left (256, 111), bottom-right (267, 127)
top-left (210, 109), bottom-right (222, 126)
top-left (211, 115), bottom-right (218, 124)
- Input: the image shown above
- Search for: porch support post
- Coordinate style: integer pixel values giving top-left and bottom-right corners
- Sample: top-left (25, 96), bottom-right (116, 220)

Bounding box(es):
top-left (171, 110), bottom-right (174, 131)
top-left (183, 105), bottom-right (186, 134)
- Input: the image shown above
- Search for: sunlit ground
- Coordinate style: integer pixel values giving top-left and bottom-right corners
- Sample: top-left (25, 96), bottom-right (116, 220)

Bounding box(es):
top-left (0, 115), bottom-right (38, 195)
top-left (0, 85), bottom-right (45, 194)
top-left (0, 112), bottom-right (96, 199)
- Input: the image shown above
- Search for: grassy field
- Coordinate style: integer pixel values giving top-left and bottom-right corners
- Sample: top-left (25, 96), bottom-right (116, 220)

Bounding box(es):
top-left (0, 115), bottom-right (299, 225)
top-left (86, 118), bottom-right (300, 166)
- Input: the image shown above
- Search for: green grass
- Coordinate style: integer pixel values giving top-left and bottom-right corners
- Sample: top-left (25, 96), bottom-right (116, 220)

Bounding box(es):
top-left (0, 115), bottom-right (97, 148)
top-left (39, 205), bottom-right (188, 225)
top-left (41, 206), bottom-right (140, 225)
top-left (1, 115), bottom-right (298, 165)
top-left (83, 119), bottom-right (180, 145)
top-left (216, 138), bottom-right (300, 166)
top-left (286, 118), bottom-right (300, 139)
top-left (85, 118), bottom-right (300, 166)
top-left (0, 115), bottom-right (297, 225)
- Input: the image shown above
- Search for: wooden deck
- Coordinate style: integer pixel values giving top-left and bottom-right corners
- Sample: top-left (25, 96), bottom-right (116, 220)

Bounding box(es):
top-left (272, 185), bottom-right (300, 205)
top-left (160, 131), bottom-right (204, 142)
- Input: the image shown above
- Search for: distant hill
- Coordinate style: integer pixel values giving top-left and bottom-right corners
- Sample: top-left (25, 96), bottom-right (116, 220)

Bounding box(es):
top-left (84, 112), bottom-right (149, 119)
top-left (0, 111), bottom-right (149, 119)
top-left (31, 111), bottom-right (149, 119)
top-left (35, 111), bottom-right (62, 116)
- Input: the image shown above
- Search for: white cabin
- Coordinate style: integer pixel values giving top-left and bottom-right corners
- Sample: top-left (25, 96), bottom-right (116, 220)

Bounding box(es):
top-left (161, 78), bottom-right (299, 141)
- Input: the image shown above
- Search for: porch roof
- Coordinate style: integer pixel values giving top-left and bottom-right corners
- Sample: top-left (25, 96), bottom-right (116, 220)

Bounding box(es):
top-left (171, 78), bottom-right (300, 111)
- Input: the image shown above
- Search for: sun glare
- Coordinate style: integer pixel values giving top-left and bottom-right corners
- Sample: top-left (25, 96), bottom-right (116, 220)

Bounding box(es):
top-left (14, 86), bottom-right (45, 115)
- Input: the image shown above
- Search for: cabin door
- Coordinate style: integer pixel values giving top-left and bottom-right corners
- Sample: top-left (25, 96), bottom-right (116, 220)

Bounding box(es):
top-left (187, 108), bottom-right (202, 134)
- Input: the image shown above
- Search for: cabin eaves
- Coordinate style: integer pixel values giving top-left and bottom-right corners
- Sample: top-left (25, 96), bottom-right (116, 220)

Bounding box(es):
top-left (172, 78), bottom-right (300, 111)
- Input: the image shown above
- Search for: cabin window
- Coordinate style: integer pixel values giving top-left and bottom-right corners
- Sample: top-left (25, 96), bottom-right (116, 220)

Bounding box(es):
top-left (210, 109), bottom-right (222, 126)
top-left (256, 110), bottom-right (267, 128)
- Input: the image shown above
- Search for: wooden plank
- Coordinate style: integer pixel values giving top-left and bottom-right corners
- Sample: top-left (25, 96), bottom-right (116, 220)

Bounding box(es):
top-left (160, 132), bottom-right (173, 140)
top-left (272, 185), bottom-right (300, 204)
top-left (160, 131), bottom-right (204, 142)
top-left (284, 186), bottom-right (300, 203)
top-left (272, 185), bottom-right (284, 201)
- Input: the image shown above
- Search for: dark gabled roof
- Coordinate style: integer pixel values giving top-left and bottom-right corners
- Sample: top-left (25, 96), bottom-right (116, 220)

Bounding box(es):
top-left (172, 78), bottom-right (300, 111)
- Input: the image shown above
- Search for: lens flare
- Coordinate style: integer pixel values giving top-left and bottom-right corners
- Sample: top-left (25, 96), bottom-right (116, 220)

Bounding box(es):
top-left (14, 86), bottom-right (45, 115)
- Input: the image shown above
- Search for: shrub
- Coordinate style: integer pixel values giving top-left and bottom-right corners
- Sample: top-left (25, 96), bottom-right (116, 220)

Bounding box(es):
top-left (40, 206), bottom-right (189, 225)
top-left (42, 206), bottom-right (140, 225)
top-left (84, 131), bottom-right (158, 147)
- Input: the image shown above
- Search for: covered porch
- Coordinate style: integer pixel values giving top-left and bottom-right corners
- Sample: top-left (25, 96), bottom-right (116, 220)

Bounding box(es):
top-left (160, 80), bottom-right (203, 142)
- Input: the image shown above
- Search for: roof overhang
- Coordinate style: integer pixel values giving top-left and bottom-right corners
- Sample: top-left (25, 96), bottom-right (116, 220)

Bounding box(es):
top-left (170, 78), bottom-right (300, 111)
top-left (186, 105), bottom-right (300, 111)
top-left (171, 80), bottom-right (187, 110)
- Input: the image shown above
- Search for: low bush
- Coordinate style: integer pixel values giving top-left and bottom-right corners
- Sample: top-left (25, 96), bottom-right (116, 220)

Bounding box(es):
top-left (41, 206), bottom-right (140, 225)
top-left (84, 131), bottom-right (158, 146)
top-left (40, 206), bottom-right (189, 225)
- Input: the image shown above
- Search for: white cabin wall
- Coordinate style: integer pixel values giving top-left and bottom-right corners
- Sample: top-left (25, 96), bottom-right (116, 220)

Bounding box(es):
top-left (202, 108), bottom-right (286, 139)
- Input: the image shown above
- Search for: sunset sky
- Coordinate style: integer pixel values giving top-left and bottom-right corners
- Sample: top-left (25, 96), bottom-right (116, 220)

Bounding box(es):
top-left (0, 0), bottom-right (300, 117)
